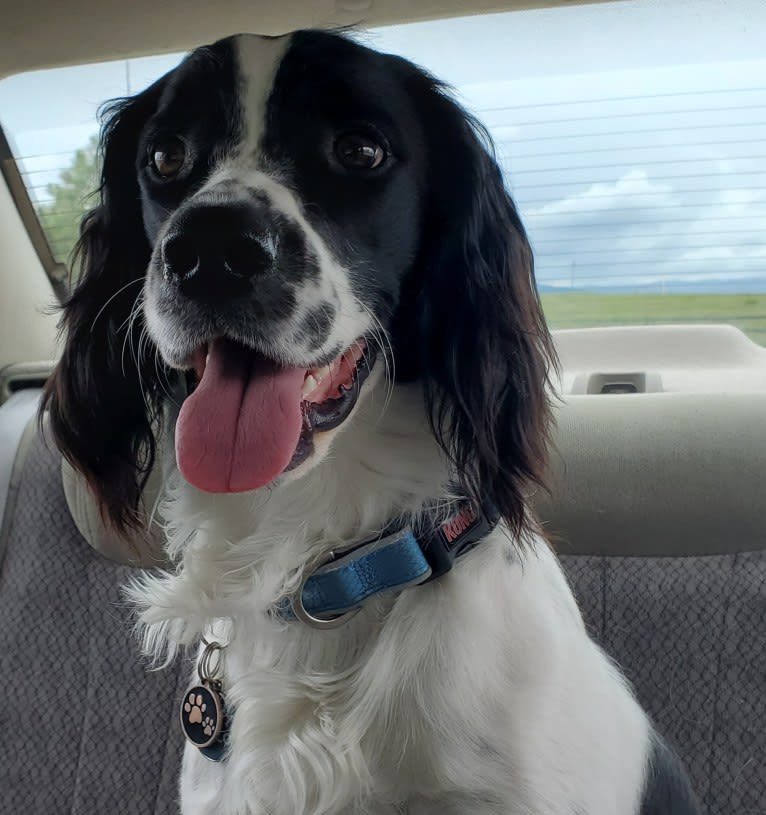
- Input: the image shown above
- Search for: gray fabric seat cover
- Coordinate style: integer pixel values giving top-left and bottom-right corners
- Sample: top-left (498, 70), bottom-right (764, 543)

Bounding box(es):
top-left (0, 433), bottom-right (185, 814)
top-left (1, 433), bottom-right (765, 814)
top-left (561, 554), bottom-right (766, 815)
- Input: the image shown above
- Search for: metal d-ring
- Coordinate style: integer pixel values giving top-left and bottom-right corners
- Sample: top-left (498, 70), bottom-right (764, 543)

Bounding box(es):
top-left (198, 641), bottom-right (225, 684)
top-left (290, 549), bottom-right (361, 630)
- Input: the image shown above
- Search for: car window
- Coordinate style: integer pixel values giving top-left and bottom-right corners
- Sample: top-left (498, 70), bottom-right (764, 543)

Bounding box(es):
top-left (1, 0), bottom-right (764, 343)
top-left (0, 53), bottom-right (181, 264)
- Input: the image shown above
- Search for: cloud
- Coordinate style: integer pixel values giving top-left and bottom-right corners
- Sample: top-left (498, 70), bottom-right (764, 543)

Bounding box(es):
top-left (514, 168), bottom-right (766, 290)
top-left (526, 170), bottom-right (677, 222)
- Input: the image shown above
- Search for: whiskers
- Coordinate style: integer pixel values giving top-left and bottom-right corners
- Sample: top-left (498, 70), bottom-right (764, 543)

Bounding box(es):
top-left (88, 276), bottom-right (144, 333)
top-left (354, 297), bottom-right (396, 418)
top-left (119, 286), bottom-right (176, 416)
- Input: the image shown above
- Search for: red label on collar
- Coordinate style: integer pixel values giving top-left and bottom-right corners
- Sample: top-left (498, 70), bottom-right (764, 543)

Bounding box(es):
top-left (438, 504), bottom-right (480, 548)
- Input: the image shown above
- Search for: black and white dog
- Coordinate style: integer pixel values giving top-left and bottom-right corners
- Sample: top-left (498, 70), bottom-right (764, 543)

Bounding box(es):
top-left (43, 30), bottom-right (699, 815)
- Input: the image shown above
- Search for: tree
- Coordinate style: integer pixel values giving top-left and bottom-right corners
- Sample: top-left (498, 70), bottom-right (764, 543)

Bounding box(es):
top-left (35, 134), bottom-right (101, 267)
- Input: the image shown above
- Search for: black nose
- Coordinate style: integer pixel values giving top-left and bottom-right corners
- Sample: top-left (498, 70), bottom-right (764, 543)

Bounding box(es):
top-left (161, 204), bottom-right (276, 300)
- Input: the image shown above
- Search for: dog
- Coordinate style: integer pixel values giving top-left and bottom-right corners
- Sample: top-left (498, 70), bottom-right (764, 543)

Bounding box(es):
top-left (42, 30), bottom-right (700, 815)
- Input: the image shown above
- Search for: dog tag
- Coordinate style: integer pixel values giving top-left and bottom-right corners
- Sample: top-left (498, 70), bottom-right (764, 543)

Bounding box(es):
top-left (180, 640), bottom-right (228, 761)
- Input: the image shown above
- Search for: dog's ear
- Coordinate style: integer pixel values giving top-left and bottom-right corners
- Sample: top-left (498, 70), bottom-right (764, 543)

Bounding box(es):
top-left (400, 73), bottom-right (556, 538)
top-left (41, 79), bottom-right (168, 532)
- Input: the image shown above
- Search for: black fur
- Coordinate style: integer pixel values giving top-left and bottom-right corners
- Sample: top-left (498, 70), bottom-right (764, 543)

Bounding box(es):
top-left (42, 77), bottom-right (169, 530)
top-left (42, 30), bottom-right (554, 538)
top-left (398, 65), bottom-right (554, 537)
top-left (640, 736), bottom-right (702, 815)
top-left (42, 41), bottom-right (240, 530)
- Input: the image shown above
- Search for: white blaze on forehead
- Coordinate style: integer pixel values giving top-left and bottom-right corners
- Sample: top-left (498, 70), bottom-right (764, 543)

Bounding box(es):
top-left (147, 34), bottom-right (372, 368)
top-left (234, 33), bottom-right (292, 158)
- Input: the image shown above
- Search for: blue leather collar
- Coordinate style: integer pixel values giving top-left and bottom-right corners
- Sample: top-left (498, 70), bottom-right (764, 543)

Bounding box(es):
top-left (190, 497), bottom-right (501, 764)
top-left (276, 497), bottom-right (500, 628)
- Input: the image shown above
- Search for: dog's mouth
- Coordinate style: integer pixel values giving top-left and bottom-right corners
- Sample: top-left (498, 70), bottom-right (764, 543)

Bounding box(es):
top-left (175, 337), bottom-right (375, 493)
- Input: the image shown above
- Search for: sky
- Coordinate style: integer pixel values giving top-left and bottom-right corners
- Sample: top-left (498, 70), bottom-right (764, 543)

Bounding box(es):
top-left (0, 0), bottom-right (764, 293)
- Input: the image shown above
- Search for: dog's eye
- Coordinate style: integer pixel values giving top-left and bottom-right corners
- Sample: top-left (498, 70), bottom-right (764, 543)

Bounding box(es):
top-left (334, 132), bottom-right (386, 171)
top-left (151, 138), bottom-right (187, 179)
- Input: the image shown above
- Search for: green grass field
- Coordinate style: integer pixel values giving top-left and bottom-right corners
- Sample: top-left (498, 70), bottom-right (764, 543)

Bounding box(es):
top-left (540, 293), bottom-right (766, 347)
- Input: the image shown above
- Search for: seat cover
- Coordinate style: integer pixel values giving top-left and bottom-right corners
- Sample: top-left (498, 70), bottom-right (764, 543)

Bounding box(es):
top-left (0, 389), bottom-right (41, 564)
top-left (0, 430), bottom-right (184, 814)
top-left (1, 423), bottom-right (764, 814)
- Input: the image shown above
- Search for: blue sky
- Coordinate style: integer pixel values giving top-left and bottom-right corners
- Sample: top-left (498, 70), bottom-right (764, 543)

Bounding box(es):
top-left (1, 0), bottom-right (764, 292)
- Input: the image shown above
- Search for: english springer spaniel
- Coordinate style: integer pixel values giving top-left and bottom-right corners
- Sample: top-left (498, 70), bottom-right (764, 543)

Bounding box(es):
top-left (42, 30), bottom-right (700, 815)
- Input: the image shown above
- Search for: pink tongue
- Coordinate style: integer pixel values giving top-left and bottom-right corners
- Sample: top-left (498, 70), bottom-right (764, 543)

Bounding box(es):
top-left (176, 339), bottom-right (306, 493)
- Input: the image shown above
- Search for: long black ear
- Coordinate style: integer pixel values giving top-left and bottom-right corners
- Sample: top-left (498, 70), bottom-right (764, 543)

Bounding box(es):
top-left (400, 72), bottom-right (556, 538)
top-left (41, 79), bottom-right (168, 532)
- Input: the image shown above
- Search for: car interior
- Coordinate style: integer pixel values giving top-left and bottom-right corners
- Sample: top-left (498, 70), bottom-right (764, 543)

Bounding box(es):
top-left (0, 1), bottom-right (764, 813)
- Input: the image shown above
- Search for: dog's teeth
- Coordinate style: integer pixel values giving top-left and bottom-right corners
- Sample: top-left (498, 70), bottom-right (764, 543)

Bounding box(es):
top-left (302, 375), bottom-right (319, 397)
top-left (313, 364), bottom-right (332, 383)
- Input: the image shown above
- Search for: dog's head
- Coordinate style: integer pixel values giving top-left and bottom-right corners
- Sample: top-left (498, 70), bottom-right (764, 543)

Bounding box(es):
top-left (43, 30), bottom-right (554, 536)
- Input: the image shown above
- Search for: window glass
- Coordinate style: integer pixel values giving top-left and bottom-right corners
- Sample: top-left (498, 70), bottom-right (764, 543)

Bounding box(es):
top-left (0, 0), bottom-right (764, 343)
top-left (0, 54), bottom-right (181, 262)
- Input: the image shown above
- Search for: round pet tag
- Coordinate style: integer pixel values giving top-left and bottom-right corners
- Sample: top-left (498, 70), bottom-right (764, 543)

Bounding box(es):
top-left (180, 681), bottom-right (224, 750)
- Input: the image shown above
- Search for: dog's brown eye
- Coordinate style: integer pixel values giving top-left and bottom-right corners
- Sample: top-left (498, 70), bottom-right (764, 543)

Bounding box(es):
top-left (334, 132), bottom-right (386, 170)
top-left (151, 138), bottom-right (186, 179)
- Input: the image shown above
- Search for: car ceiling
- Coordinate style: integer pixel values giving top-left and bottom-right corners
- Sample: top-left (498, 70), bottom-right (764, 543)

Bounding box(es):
top-left (0, 0), bottom-right (611, 78)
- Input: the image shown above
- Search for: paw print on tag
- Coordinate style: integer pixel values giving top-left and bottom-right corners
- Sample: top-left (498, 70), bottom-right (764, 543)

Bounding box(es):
top-left (184, 692), bottom-right (206, 724)
top-left (180, 683), bottom-right (224, 751)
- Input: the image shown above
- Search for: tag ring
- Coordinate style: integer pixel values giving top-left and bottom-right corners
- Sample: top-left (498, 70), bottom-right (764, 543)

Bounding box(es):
top-left (198, 641), bottom-right (224, 683)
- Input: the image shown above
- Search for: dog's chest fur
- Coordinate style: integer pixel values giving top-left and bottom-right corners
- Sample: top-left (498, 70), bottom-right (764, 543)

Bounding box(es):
top-left (132, 385), bottom-right (649, 815)
top-left (173, 537), bottom-right (650, 815)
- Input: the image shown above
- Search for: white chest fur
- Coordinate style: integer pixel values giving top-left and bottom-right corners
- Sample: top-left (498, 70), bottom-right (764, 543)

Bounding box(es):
top-left (174, 538), bottom-right (649, 815)
top-left (130, 386), bottom-right (650, 815)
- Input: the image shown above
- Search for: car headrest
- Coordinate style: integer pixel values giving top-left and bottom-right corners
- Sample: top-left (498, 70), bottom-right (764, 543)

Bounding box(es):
top-left (61, 455), bottom-right (167, 567)
top-left (535, 392), bottom-right (766, 556)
